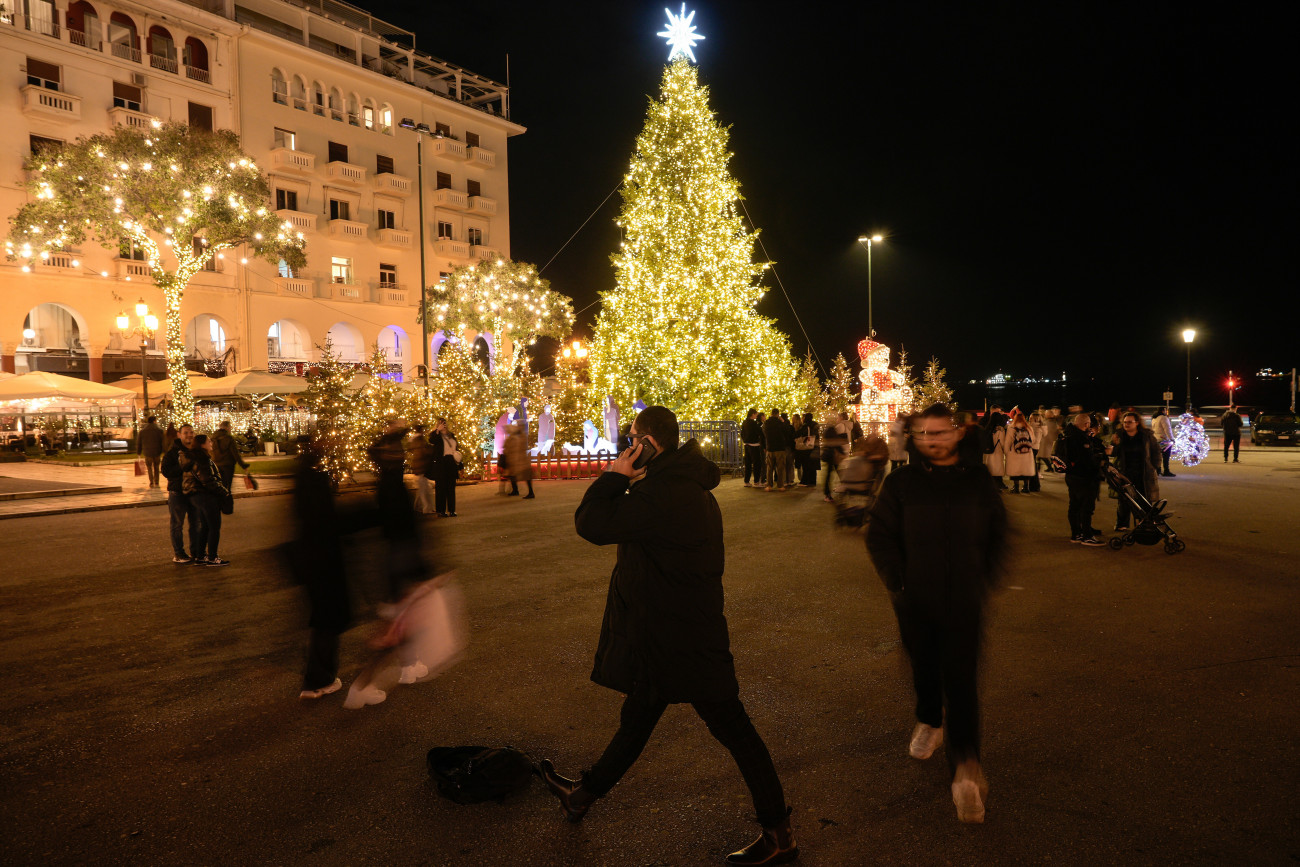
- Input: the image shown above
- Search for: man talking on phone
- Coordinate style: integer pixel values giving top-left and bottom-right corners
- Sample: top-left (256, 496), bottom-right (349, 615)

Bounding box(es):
top-left (540, 406), bottom-right (798, 865)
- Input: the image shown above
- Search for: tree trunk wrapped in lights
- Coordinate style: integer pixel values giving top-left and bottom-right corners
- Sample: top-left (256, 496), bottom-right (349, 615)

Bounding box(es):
top-left (590, 58), bottom-right (801, 421)
top-left (5, 122), bottom-right (307, 424)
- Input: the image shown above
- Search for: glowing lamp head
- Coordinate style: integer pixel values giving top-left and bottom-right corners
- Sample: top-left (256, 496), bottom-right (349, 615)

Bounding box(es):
top-left (23, 328), bottom-right (37, 340)
top-left (1182, 329), bottom-right (1196, 344)
top-left (144, 314), bottom-right (159, 331)
top-left (116, 314), bottom-right (129, 331)
top-left (135, 299), bottom-right (148, 318)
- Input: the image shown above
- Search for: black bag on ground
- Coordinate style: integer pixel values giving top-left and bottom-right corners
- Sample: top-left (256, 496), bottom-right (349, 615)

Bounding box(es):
top-left (427, 745), bottom-right (536, 804)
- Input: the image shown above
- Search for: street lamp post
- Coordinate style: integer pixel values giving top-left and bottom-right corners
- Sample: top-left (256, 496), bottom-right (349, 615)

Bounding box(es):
top-left (857, 234), bottom-right (884, 338)
top-left (117, 299), bottom-right (159, 414)
top-left (400, 118), bottom-right (433, 389)
top-left (1182, 328), bottom-right (1196, 412)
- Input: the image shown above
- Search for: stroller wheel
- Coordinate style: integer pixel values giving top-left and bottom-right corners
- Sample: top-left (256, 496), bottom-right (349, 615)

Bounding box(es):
top-left (1124, 535), bottom-right (1135, 546)
top-left (1108, 537), bottom-right (1124, 550)
top-left (1164, 539), bottom-right (1185, 555)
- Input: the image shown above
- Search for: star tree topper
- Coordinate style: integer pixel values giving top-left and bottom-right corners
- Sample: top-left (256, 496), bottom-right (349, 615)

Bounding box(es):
top-left (658, 3), bottom-right (704, 62)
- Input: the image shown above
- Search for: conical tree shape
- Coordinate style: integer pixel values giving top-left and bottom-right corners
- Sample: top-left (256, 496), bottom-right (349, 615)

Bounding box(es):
top-left (590, 59), bottom-right (800, 421)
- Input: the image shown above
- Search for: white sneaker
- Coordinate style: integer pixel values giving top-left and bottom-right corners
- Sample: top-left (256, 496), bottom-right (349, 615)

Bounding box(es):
top-left (909, 722), bottom-right (943, 760)
top-left (299, 678), bottom-right (342, 700)
top-left (342, 682), bottom-right (387, 709)
top-left (952, 778), bottom-right (986, 823)
top-left (398, 661), bottom-right (429, 684)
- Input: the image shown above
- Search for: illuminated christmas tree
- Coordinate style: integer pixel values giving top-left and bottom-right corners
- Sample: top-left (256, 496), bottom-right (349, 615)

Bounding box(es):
top-left (913, 357), bottom-right (956, 411)
top-left (551, 347), bottom-right (597, 449)
top-left (589, 58), bottom-right (800, 421)
top-left (345, 345), bottom-right (410, 473)
top-left (823, 353), bottom-right (856, 416)
top-left (5, 121), bottom-right (306, 424)
top-left (1171, 412), bottom-right (1210, 467)
top-left (301, 338), bottom-right (355, 484)
top-left (795, 349), bottom-right (828, 419)
top-left (426, 339), bottom-right (492, 476)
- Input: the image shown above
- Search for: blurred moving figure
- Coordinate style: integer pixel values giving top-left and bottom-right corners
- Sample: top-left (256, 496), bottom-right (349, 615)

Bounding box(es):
top-left (866, 404), bottom-right (1007, 824)
top-left (137, 415), bottom-right (164, 488)
top-left (292, 436), bottom-right (350, 700)
top-left (504, 422), bottom-right (535, 499)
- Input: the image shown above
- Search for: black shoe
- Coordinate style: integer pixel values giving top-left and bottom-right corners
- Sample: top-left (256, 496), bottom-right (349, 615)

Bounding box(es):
top-left (522, 493), bottom-right (535, 499)
top-left (539, 760), bottom-right (597, 822)
top-left (447, 512), bottom-right (457, 517)
top-left (726, 808), bottom-right (799, 865)
top-left (1233, 459), bottom-right (1239, 463)
top-left (507, 490), bottom-right (520, 497)
top-left (1163, 472), bottom-right (1176, 477)
top-left (438, 512), bottom-right (448, 517)
top-left (205, 558), bottom-right (230, 567)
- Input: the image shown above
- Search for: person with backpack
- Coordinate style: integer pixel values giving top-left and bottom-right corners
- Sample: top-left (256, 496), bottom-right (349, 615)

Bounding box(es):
top-left (540, 406), bottom-right (797, 866)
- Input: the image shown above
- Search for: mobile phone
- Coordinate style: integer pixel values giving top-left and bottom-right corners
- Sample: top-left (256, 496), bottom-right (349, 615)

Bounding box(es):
top-left (632, 440), bottom-right (657, 470)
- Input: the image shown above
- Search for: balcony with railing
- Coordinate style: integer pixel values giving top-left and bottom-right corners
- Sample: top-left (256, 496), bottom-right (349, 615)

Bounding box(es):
top-left (467, 146), bottom-right (497, 169)
top-left (376, 282), bottom-right (407, 305)
top-left (468, 195), bottom-right (497, 217)
top-left (150, 53), bottom-right (178, 73)
top-left (115, 258), bottom-right (153, 281)
top-left (274, 276), bottom-right (315, 297)
top-left (470, 245), bottom-right (499, 261)
top-left (21, 14), bottom-right (60, 38)
top-left (325, 161), bottom-right (366, 185)
top-left (372, 173), bottom-right (413, 196)
top-left (428, 137), bottom-right (466, 161)
top-left (327, 219), bottom-right (368, 241)
top-left (21, 85), bottom-right (81, 123)
top-left (185, 65), bottom-right (211, 83)
top-left (108, 106), bottom-right (156, 130)
top-left (275, 209), bottom-right (316, 232)
top-left (433, 239), bottom-right (469, 258)
top-left (269, 147), bottom-right (315, 173)
top-left (68, 28), bottom-right (101, 51)
top-left (331, 280), bottom-right (364, 301)
top-left (376, 228), bottom-right (412, 249)
top-left (434, 188), bottom-right (468, 210)
top-left (110, 41), bottom-right (142, 63)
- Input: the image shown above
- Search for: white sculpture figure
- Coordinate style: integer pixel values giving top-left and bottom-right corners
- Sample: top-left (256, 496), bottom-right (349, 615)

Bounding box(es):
top-left (533, 403), bottom-right (556, 456)
top-left (562, 419), bottom-right (617, 455)
top-left (603, 396), bottom-right (621, 451)
top-left (494, 411), bottom-right (511, 457)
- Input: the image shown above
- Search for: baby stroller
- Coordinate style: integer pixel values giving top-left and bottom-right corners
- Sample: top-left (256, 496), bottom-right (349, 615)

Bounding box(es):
top-left (832, 454), bottom-right (886, 529)
top-left (1102, 462), bottom-right (1185, 555)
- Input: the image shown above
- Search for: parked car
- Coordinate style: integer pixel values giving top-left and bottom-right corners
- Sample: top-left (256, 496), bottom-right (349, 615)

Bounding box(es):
top-left (1251, 412), bottom-right (1299, 446)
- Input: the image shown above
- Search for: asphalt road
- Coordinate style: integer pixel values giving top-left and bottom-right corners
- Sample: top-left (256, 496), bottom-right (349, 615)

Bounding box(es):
top-left (2, 450), bottom-right (1298, 866)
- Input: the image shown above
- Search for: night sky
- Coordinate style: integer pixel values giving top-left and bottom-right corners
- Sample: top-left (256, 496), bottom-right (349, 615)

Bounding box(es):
top-left (383, 0), bottom-right (1293, 410)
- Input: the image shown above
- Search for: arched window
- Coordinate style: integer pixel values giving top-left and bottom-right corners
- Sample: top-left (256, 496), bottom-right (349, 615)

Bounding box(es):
top-left (147, 25), bottom-right (176, 73)
top-left (66, 1), bottom-right (101, 50)
top-left (107, 12), bottom-right (140, 62)
top-left (379, 103), bottom-right (393, 134)
top-left (290, 75), bottom-right (307, 111)
top-left (328, 87), bottom-right (343, 121)
top-left (183, 37), bottom-right (209, 82)
top-left (362, 98), bottom-right (376, 130)
top-left (271, 68), bottom-right (287, 105)
top-left (346, 92), bottom-right (360, 126)
top-left (311, 81), bottom-right (326, 116)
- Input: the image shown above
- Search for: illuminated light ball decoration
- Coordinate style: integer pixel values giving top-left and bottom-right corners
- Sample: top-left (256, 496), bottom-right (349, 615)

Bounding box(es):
top-left (1171, 412), bottom-right (1210, 467)
top-left (853, 337), bottom-right (913, 428)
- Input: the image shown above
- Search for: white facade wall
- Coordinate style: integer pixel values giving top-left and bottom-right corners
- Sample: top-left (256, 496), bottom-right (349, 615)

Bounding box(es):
top-left (0, 0), bottom-right (522, 382)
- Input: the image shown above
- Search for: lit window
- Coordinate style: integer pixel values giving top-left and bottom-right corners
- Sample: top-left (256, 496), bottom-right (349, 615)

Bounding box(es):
top-left (331, 256), bottom-right (352, 284)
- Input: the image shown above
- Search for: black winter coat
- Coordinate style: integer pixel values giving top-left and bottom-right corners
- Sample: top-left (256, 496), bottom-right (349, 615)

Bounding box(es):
top-left (1062, 425), bottom-right (1108, 479)
top-left (291, 458), bottom-right (351, 632)
top-left (762, 416), bottom-right (790, 451)
top-left (866, 461), bottom-right (1007, 612)
top-left (574, 440), bottom-right (739, 703)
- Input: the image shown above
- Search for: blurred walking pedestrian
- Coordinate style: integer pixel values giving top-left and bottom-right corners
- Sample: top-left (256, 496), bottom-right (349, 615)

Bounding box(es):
top-left (505, 422), bottom-right (535, 499)
top-left (408, 425), bottom-right (436, 514)
top-left (1221, 406), bottom-right (1242, 463)
top-left (1151, 408), bottom-right (1175, 477)
top-left (137, 415), bottom-right (164, 488)
top-left (179, 434), bottom-right (231, 566)
top-left (1110, 411), bottom-right (1161, 531)
top-left (367, 417), bottom-right (422, 599)
top-left (161, 423), bottom-right (199, 563)
top-left (429, 417), bottom-right (461, 517)
top-left (887, 413), bottom-right (908, 472)
top-left (540, 406), bottom-right (797, 865)
top-left (982, 408), bottom-right (1007, 490)
top-left (741, 409), bottom-right (764, 487)
top-left (866, 403), bottom-right (1007, 824)
top-left (211, 420), bottom-right (250, 494)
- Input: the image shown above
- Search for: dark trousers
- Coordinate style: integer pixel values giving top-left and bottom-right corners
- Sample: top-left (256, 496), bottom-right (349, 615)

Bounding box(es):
top-left (435, 457), bottom-right (457, 514)
top-left (303, 628), bottom-right (340, 690)
top-left (1159, 442), bottom-right (1173, 474)
top-left (144, 455), bottom-right (161, 486)
top-left (1028, 450), bottom-right (1040, 491)
top-left (799, 451), bottom-right (818, 485)
top-left (1224, 433), bottom-right (1240, 461)
top-left (218, 464), bottom-right (243, 492)
top-left (1065, 475), bottom-right (1098, 538)
top-left (743, 444), bottom-right (765, 484)
top-left (168, 491), bottom-right (196, 557)
top-left (584, 691), bottom-right (788, 829)
top-left (509, 477), bottom-right (534, 496)
top-left (822, 457), bottom-right (837, 497)
top-left (1116, 474), bottom-right (1148, 527)
top-left (894, 599), bottom-right (983, 774)
top-left (190, 492), bottom-right (221, 558)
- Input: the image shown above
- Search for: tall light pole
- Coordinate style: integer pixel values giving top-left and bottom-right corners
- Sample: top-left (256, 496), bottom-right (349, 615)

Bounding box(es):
top-left (400, 118), bottom-right (432, 388)
top-left (117, 299), bottom-right (159, 414)
top-left (1182, 328), bottom-right (1196, 412)
top-left (857, 234), bottom-right (884, 338)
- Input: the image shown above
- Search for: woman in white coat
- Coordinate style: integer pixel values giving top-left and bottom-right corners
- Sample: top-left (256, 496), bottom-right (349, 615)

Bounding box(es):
top-left (1002, 411), bottom-right (1038, 493)
top-left (983, 415), bottom-right (1007, 488)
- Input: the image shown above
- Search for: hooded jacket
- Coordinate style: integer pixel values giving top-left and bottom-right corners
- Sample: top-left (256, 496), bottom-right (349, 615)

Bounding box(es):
top-left (574, 439), bottom-right (738, 703)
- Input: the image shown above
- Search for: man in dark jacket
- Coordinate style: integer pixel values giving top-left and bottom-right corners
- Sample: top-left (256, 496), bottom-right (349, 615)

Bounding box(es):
top-left (137, 415), bottom-right (165, 488)
top-left (866, 403), bottom-right (1007, 825)
top-left (761, 407), bottom-right (791, 491)
top-left (1061, 412), bottom-right (1109, 546)
top-left (540, 406), bottom-right (797, 866)
top-left (740, 408), bottom-right (764, 487)
top-left (211, 420), bottom-right (249, 492)
top-left (1221, 406), bottom-right (1242, 463)
top-left (160, 424), bottom-right (199, 563)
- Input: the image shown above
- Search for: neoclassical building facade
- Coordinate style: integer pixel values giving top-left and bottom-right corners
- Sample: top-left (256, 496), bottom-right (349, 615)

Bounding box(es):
top-left (0, 0), bottom-right (522, 382)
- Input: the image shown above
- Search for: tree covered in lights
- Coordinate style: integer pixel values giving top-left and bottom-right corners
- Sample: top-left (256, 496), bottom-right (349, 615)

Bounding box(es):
top-left (4, 122), bottom-right (307, 424)
top-left (589, 58), bottom-right (801, 421)
top-left (301, 338), bottom-right (355, 484)
top-left (1171, 412), bottom-right (1210, 467)
top-left (425, 340), bottom-right (492, 476)
top-left (344, 345), bottom-right (410, 473)
top-left (551, 354), bottom-right (597, 451)
top-left (913, 357), bottom-right (956, 411)
top-left (795, 350), bottom-right (827, 419)
top-left (823, 353), bottom-right (856, 415)
top-left (422, 258), bottom-right (574, 377)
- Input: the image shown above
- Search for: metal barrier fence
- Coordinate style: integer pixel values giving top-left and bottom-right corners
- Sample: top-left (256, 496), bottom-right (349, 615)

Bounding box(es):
top-left (680, 420), bottom-right (740, 470)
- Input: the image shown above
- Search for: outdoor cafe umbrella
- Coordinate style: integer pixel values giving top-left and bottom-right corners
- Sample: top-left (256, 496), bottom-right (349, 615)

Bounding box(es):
top-left (117, 371), bottom-right (211, 398)
top-left (190, 370), bottom-right (309, 398)
top-left (0, 370), bottom-right (136, 404)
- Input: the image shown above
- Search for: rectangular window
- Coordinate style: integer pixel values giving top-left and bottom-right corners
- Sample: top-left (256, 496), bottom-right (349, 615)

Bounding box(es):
top-left (435, 122), bottom-right (451, 137)
top-left (363, 106), bottom-right (375, 130)
top-left (328, 141), bottom-right (348, 163)
top-left (188, 102), bottom-right (214, 131)
top-left (379, 263), bottom-right (397, 287)
top-left (119, 239), bottom-right (146, 261)
top-left (112, 82), bottom-right (143, 112)
top-left (436, 171), bottom-right (451, 190)
top-left (465, 131), bottom-right (479, 148)
top-left (436, 221), bottom-right (453, 240)
top-left (467, 179), bottom-right (481, 198)
top-left (275, 188), bottom-right (298, 211)
top-left (376, 154), bottom-right (394, 175)
top-left (377, 209), bottom-right (395, 230)
top-left (330, 256), bottom-right (352, 284)
top-left (438, 271), bottom-right (451, 283)
top-left (277, 258), bottom-right (295, 279)
top-left (273, 127), bottom-right (295, 150)
top-left (30, 135), bottom-right (64, 156)
top-left (26, 58), bottom-right (60, 90)
top-left (193, 237), bottom-right (217, 271)
top-left (329, 199), bottom-right (350, 221)
top-left (467, 227), bottom-right (483, 246)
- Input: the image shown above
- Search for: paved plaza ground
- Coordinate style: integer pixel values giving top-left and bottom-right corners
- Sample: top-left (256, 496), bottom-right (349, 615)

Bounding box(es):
top-left (1, 448), bottom-right (1298, 865)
